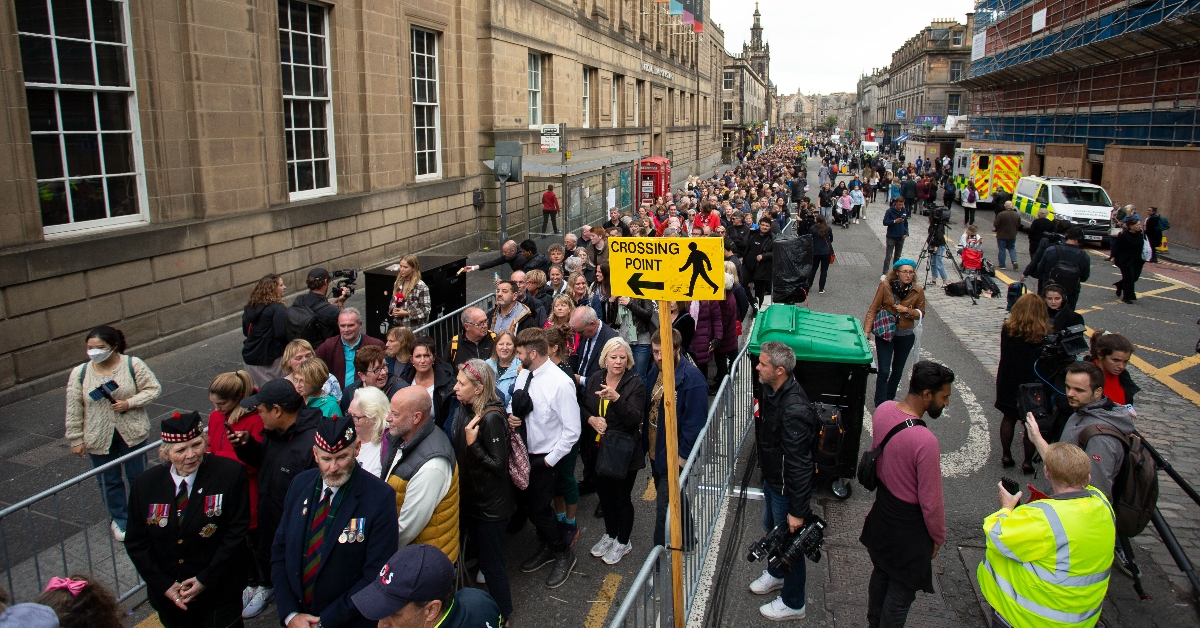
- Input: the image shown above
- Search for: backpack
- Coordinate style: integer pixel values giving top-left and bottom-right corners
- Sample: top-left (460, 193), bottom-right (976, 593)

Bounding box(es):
top-left (1006, 282), bottom-right (1026, 312)
top-left (1157, 216), bottom-right (1171, 231)
top-left (810, 402), bottom-right (843, 476)
top-left (1077, 424), bottom-right (1159, 536)
top-left (1047, 245), bottom-right (1081, 295)
top-left (285, 303), bottom-right (325, 348)
top-left (944, 281), bottom-right (968, 297)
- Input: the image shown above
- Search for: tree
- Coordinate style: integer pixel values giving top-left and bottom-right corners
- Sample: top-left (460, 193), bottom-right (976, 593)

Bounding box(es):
top-left (822, 115), bottom-right (839, 130)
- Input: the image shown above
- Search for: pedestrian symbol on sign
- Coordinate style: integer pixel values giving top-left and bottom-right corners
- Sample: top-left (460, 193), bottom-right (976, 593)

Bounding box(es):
top-left (680, 242), bottom-right (719, 297)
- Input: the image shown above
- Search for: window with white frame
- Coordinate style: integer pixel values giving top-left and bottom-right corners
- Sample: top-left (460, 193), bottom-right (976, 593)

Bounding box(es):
top-left (528, 53), bottom-right (542, 127)
top-left (722, 102), bottom-right (733, 122)
top-left (582, 68), bottom-right (591, 128)
top-left (952, 30), bottom-right (964, 46)
top-left (16, 0), bottom-right (148, 235)
top-left (723, 71), bottom-right (734, 90)
top-left (280, 0), bottom-right (335, 199)
top-left (950, 60), bottom-right (962, 82)
top-left (611, 76), bottom-right (619, 128)
top-left (411, 28), bottom-right (440, 179)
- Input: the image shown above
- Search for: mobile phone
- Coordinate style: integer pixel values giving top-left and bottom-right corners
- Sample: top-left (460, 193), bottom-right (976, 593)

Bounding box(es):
top-left (1001, 477), bottom-right (1020, 496)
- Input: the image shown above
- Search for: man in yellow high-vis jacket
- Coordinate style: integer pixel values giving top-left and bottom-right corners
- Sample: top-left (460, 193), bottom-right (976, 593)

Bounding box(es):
top-left (979, 443), bottom-right (1115, 628)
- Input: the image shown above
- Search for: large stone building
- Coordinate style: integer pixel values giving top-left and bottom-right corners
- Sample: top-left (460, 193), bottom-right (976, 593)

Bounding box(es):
top-left (883, 16), bottom-right (974, 143)
top-left (721, 4), bottom-right (772, 159)
top-left (0, 0), bottom-right (724, 393)
top-left (855, 69), bottom-right (889, 139)
top-left (778, 92), bottom-right (813, 132)
top-left (813, 93), bottom-right (857, 133)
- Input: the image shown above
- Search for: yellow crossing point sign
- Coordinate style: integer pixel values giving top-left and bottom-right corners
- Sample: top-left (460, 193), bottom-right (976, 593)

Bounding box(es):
top-left (609, 237), bottom-right (725, 301)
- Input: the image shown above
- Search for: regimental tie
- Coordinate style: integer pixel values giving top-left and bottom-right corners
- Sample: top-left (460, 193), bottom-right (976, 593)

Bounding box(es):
top-left (302, 488), bottom-right (332, 606)
top-left (175, 480), bottom-right (188, 525)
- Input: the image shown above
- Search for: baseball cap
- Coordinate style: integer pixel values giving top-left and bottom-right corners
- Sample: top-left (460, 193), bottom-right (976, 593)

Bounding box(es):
top-left (307, 267), bottom-right (331, 280)
top-left (240, 378), bottom-right (303, 409)
top-left (352, 545), bottom-right (454, 620)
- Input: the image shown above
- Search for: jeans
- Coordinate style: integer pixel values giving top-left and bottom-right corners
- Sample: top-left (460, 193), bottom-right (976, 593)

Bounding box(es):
top-left (874, 333), bottom-right (916, 407)
top-left (631, 344), bottom-right (653, 386)
top-left (930, 246), bottom-right (947, 281)
top-left (541, 210), bottom-right (559, 233)
top-left (996, 239), bottom-right (1017, 267)
top-left (762, 480), bottom-right (807, 610)
top-left (88, 430), bottom-right (146, 531)
top-left (820, 206), bottom-right (832, 223)
top-left (653, 473), bottom-right (695, 549)
top-left (597, 473), bottom-right (637, 544)
top-left (810, 254), bottom-right (831, 291)
top-left (867, 566), bottom-right (918, 627)
top-left (883, 237), bottom-right (905, 274)
top-left (525, 454), bottom-right (567, 551)
top-left (466, 518), bottom-right (513, 617)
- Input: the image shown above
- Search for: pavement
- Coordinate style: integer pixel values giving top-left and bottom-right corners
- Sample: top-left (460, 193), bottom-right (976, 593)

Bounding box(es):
top-left (4, 157), bottom-right (1200, 627)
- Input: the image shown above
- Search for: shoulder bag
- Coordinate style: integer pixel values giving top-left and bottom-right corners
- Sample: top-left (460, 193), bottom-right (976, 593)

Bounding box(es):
top-left (506, 373), bottom-right (533, 490)
top-left (594, 388), bottom-right (638, 479)
top-left (871, 292), bottom-right (898, 341)
top-left (857, 418), bottom-right (926, 491)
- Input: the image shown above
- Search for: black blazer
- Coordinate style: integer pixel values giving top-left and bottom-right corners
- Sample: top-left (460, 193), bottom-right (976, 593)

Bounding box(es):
top-left (272, 466), bottom-right (399, 628)
top-left (125, 456), bottom-right (250, 625)
top-left (582, 370), bottom-right (647, 476)
top-left (570, 322), bottom-right (619, 383)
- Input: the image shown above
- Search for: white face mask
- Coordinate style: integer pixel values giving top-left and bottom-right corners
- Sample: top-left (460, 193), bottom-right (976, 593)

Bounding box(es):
top-left (87, 348), bottom-right (113, 363)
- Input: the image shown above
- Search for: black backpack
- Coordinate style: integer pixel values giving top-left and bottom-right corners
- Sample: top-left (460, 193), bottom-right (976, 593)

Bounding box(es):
top-left (1047, 245), bottom-right (1081, 295)
top-left (285, 303), bottom-right (324, 348)
top-left (810, 402), bottom-right (843, 477)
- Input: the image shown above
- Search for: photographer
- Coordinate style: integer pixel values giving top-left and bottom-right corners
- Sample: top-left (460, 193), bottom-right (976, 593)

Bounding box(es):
top-left (1031, 227), bottom-right (1090, 311)
top-left (292, 268), bottom-right (347, 345)
top-left (927, 209), bottom-right (949, 288)
top-left (1024, 362), bottom-right (1135, 501)
top-left (748, 342), bottom-right (816, 621)
top-left (980, 443), bottom-right (1115, 628)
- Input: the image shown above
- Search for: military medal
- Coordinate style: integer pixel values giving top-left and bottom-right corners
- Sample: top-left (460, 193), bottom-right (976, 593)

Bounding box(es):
top-left (347, 518), bottom-right (357, 543)
top-left (356, 518), bottom-right (365, 542)
top-left (302, 497), bottom-right (308, 516)
top-left (204, 495), bottom-right (215, 517)
top-left (199, 523), bottom-right (217, 538)
top-left (214, 493), bottom-right (222, 516)
top-left (338, 528), bottom-right (348, 544)
top-left (148, 504), bottom-right (170, 527)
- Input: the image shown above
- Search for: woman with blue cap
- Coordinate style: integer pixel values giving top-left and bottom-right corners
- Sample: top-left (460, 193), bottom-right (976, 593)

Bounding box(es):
top-left (863, 259), bottom-right (926, 407)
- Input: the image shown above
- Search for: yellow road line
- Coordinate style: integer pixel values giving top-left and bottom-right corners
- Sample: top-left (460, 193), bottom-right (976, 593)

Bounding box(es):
top-left (1157, 353), bottom-right (1200, 377)
top-left (1136, 344), bottom-right (1186, 357)
top-left (584, 573), bottom-right (623, 628)
top-left (1134, 284), bottom-right (1184, 298)
top-left (134, 615), bottom-right (163, 628)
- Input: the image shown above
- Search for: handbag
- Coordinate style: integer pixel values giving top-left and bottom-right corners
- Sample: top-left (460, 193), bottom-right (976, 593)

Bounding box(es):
top-left (506, 418), bottom-right (530, 490)
top-left (871, 291), bottom-right (898, 341)
top-left (857, 418), bottom-right (926, 491)
top-left (594, 385), bottom-right (638, 479)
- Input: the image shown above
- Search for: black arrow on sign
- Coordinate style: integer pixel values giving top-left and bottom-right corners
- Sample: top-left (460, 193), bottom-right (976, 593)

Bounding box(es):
top-left (627, 272), bottom-right (664, 296)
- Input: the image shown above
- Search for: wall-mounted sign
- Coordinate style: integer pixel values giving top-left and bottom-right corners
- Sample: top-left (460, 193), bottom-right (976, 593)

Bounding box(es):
top-left (895, 109), bottom-right (907, 120)
top-left (972, 31), bottom-right (987, 61)
top-left (540, 124), bottom-right (560, 152)
top-left (916, 115), bottom-right (942, 124)
top-left (643, 62), bottom-right (674, 81)
top-left (1031, 8), bottom-right (1047, 32)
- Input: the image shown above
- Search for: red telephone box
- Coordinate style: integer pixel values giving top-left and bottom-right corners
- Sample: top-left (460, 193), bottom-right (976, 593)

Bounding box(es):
top-left (640, 156), bottom-right (671, 204)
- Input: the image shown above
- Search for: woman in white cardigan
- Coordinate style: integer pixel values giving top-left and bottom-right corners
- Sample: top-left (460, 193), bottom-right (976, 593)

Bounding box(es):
top-left (65, 325), bottom-right (162, 542)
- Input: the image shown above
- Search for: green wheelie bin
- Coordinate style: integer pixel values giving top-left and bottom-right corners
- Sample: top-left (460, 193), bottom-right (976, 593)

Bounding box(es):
top-left (748, 304), bottom-right (874, 499)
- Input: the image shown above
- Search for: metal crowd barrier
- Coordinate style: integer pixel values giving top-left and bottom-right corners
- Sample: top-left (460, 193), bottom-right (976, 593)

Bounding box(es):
top-left (608, 318), bottom-right (759, 627)
top-left (0, 292), bottom-right (495, 603)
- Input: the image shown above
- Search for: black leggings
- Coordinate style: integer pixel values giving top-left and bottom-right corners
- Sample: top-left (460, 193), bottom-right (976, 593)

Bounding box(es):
top-left (541, 210), bottom-right (559, 233)
top-left (466, 517), bottom-right (513, 617)
top-left (753, 280), bottom-right (771, 306)
top-left (597, 472), bottom-right (638, 544)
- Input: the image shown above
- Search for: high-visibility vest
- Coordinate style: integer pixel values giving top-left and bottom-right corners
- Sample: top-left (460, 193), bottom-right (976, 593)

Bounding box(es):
top-left (978, 487), bottom-right (1115, 628)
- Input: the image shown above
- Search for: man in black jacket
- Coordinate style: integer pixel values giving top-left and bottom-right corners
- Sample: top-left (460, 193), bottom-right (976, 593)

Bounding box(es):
top-left (230, 379), bottom-right (321, 616)
top-left (462, 240), bottom-right (522, 275)
top-left (749, 341), bottom-right (816, 621)
top-left (519, 239), bottom-right (551, 274)
top-left (1033, 227), bottom-right (1091, 311)
top-left (447, 307), bottom-right (495, 366)
top-left (1026, 208), bottom-right (1054, 258)
top-left (293, 268), bottom-right (348, 344)
top-left (901, 174), bottom-right (918, 214)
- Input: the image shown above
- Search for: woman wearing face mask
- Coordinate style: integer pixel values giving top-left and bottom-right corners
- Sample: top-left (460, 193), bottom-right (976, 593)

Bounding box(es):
top-left (863, 260), bottom-right (926, 407)
top-left (1090, 330), bottom-right (1140, 413)
top-left (66, 325), bottom-right (163, 542)
top-left (1041, 285), bottom-right (1084, 332)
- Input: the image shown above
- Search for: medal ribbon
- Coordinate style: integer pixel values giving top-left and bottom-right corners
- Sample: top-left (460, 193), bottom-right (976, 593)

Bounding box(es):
top-left (302, 488), bottom-right (332, 606)
top-left (175, 481), bottom-right (188, 525)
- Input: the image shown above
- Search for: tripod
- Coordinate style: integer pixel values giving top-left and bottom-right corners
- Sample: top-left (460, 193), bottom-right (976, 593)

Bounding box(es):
top-left (914, 216), bottom-right (975, 305)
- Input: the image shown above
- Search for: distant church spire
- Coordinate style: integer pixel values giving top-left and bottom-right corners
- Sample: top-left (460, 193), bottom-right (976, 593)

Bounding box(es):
top-left (750, 3), bottom-right (763, 51)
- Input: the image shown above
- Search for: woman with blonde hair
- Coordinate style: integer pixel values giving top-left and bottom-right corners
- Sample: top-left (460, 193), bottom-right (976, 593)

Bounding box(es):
top-left (281, 339), bottom-right (341, 401)
top-left (385, 326), bottom-right (415, 379)
top-left (348, 386), bottom-right (389, 477)
top-left (293, 358), bottom-right (341, 418)
top-left (545, 293), bottom-right (575, 330)
top-left (241, 274), bottom-right (288, 387)
top-left (205, 370), bottom-right (267, 607)
top-left (995, 292), bottom-right (1053, 473)
top-left (389, 254), bottom-right (431, 329)
top-left (486, 331), bottom-right (520, 405)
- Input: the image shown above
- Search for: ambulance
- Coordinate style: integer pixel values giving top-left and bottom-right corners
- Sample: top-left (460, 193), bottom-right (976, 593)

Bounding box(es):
top-left (951, 149), bottom-right (1024, 208)
top-left (1012, 176), bottom-right (1114, 245)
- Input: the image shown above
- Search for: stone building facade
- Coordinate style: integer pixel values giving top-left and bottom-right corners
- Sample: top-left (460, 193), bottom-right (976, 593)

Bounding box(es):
top-left (883, 15), bottom-right (973, 140)
top-left (720, 53), bottom-right (767, 160)
top-left (0, 0), bottom-right (723, 394)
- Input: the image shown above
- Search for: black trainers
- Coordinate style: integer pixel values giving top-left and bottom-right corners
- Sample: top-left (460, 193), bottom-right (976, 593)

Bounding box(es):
top-left (520, 544), bottom-right (555, 573)
top-left (545, 549), bottom-right (576, 588)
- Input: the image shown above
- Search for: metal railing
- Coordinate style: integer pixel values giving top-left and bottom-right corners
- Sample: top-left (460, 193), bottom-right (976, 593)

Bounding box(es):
top-left (0, 292), bottom-right (496, 603)
top-left (608, 318), bottom-right (758, 627)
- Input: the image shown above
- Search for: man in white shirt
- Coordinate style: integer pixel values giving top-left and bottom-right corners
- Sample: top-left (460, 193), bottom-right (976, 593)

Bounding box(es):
top-left (508, 328), bottom-right (581, 589)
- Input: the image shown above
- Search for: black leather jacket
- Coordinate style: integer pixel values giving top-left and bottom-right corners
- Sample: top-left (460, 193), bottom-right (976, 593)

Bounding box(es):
top-left (401, 360), bottom-right (459, 429)
top-left (754, 376), bottom-right (817, 519)
top-left (451, 401), bottom-right (515, 521)
top-left (233, 407), bottom-right (320, 536)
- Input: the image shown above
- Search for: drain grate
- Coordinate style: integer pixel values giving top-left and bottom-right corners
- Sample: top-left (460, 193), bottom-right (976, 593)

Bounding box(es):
top-left (835, 251), bottom-right (871, 266)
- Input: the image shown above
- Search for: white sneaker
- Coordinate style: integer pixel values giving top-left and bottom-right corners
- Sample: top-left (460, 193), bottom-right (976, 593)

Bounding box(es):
top-left (476, 570), bottom-right (487, 584)
top-left (242, 587), bottom-right (273, 618)
top-left (749, 569), bottom-right (785, 594)
top-left (591, 534), bottom-right (616, 558)
top-left (602, 541), bottom-right (632, 565)
top-left (110, 521), bottom-right (125, 543)
top-left (241, 586), bottom-right (258, 609)
top-left (759, 596), bottom-right (806, 621)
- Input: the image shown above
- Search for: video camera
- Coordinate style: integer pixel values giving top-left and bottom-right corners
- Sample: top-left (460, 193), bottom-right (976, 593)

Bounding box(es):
top-left (747, 516), bottom-right (827, 574)
top-left (1019, 324), bottom-right (1090, 439)
top-left (1039, 324), bottom-right (1088, 365)
top-left (331, 269), bottom-right (358, 299)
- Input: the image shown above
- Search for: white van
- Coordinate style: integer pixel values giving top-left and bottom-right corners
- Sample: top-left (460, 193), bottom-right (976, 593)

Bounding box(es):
top-left (860, 141), bottom-right (879, 155)
top-left (1012, 176), bottom-right (1114, 244)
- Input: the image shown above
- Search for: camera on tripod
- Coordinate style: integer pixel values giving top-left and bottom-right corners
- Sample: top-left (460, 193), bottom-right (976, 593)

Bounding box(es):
top-left (929, 207), bottom-right (951, 224)
top-left (747, 516), bottom-right (827, 573)
top-left (331, 269), bottom-right (359, 299)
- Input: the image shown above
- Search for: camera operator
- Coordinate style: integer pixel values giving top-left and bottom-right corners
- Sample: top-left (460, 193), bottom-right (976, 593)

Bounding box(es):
top-left (860, 361), bottom-right (952, 628)
top-left (927, 208), bottom-right (950, 288)
top-left (292, 267), bottom-right (348, 344)
top-left (1024, 362), bottom-right (1134, 502)
top-left (979, 443), bottom-right (1115, 628)
top-left (748, 341), bottom-right (816, 621)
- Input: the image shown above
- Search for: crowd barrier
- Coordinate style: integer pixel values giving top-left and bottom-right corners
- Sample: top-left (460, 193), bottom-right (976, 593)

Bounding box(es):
top-left (0, 293), bottom-right (495, 603)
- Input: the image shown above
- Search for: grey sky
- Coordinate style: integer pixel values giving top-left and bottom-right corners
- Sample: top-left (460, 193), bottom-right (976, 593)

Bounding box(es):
top-left (708, 0), bottom-right (976, 95)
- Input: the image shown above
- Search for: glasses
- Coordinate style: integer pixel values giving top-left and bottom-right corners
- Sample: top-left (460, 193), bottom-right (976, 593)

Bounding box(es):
top-left (897, 269), bottom-right (915, 275)
top-left (465, 320), bottom-right (487, 328)
top-left (370, 365), bottom-right (389, 375)
top-left (349, 413), bottom-right (368, 421)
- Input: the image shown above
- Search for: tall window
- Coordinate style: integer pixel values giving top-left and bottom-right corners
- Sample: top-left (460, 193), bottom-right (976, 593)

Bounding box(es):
top-left (411, 28), bottom-right (440, 179)
top-left (280, 0), bottom-right (334, 199)
top-left (634, 80), bottom-right (641, 126)
top-left (723, 71), bottom-right (734, 90)
top-left (16, 0), bottom-right (147, 235)
top-left (952, 30), bottom-right (964, 46)
top-left (950, 61), bottom-right (962, 82)
top-left (611, 76), bottom-right (619, 128)
top-left (528, 53), bottom-right (542, 127)
top-left (722, 102), bottom-right (733, 122)
top-left (582, 68), bottom-right (591, 128)
top-left (947, 93), bottom-right (961, 116)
